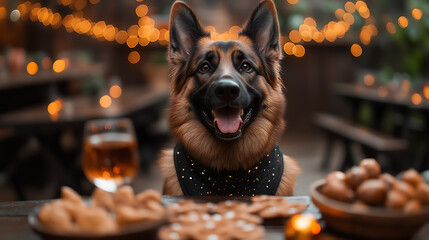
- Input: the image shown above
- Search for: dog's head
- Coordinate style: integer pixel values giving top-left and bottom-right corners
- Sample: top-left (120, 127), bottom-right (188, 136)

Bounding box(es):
top-left (168, 0), bottom-right (285, 169)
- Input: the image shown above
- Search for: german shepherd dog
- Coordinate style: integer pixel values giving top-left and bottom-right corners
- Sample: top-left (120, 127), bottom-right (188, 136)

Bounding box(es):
top-left (158, 0), bottom-right (300, 196)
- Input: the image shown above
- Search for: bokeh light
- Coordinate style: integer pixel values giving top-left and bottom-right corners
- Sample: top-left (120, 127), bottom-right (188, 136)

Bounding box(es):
top-left (423, 86), bottom-right (429, 100)
top-left (363, 74), bottom-right (375, 86)
top-left (411, 93), bottom-right (422, 105)
top-left (412, 8), bottom-right (423, 20)
top-left (26, 62), bottom-right (38, 75)
top-left (109, 85), bottom-right (122, 98)
top-left (53, 59), bottom-right (66, 73)
top-left (350, 44), bottom-right (362, 57)
top-left (99, 95), bottom-right (112, 108)
top-left (136, 5), bottom-right (148, 17)
top-left (386, 22), bottom-right (396, 34)
top-left (398, 16), bottom-right (408, 28)
top-left (283, 42), bottom-right (295, 55)
top-left (128, 51), bottom-right (140, 64)
top-left (287, 0), bottom-right (299, 4)
top-left (293, 44), bottom-right (305, 57)
top-left (10, 9), bottom-right (21, 22)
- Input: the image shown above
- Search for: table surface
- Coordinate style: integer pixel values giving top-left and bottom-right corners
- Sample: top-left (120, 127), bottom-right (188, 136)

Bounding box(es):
top-left (0, 64), bottom-right (105, 91)
top-left (334, 83), bottom-right (429, 110)
top-left (1, 196), bottom-right (429, 240)
top-left (0, 85), bottom-right (169, 129)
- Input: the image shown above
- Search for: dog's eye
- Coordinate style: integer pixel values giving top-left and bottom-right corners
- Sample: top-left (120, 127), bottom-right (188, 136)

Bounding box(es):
top-left (200, 63), bottom-right (211, 73)
top-left (240, 62), bottom-right (252, 72)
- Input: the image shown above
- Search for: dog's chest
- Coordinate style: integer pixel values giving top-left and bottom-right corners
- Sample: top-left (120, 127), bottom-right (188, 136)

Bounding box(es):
top-left (174, 144), bottom-right (284, 196)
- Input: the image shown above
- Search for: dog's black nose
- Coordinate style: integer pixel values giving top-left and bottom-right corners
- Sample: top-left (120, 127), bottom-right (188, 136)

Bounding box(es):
top-left (214, 79), bottom-right (240, 102)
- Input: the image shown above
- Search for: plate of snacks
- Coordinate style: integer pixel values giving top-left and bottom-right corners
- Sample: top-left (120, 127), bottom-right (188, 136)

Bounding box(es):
top-left (310, 159), bottom-right (429, 240)
top-left (158, 195), bottom-right (308, 239)
top-left (28, 186), bottom-right (168, 240)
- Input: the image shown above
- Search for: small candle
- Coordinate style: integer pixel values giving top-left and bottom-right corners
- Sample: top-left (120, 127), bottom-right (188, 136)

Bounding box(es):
top-left (285, 214), bottom-right (321, 240)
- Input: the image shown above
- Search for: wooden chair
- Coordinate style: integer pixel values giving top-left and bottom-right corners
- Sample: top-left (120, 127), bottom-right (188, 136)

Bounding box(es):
top-left (314, 113), bottom-right (408, 171)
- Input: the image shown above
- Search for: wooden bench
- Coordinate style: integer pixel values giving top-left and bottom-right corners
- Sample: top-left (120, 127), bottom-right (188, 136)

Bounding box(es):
top-left (314, 113), bottom-right (408, 171)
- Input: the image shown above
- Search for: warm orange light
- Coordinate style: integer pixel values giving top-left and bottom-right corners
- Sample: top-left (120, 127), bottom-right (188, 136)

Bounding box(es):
top-left (378, 86), bottom-right (388, 97)
top-left (99, 95), bottom-right (112, 108)
top-left (355, 1), bottom-right (367, 11)
top-left (104, 25), bottom-right (116, 41)
top-left (164, 30), bottom-right (170, 42)
top-left (53, 59), bottom-right (66, 73)
top-left (363, 74), bottom-right (375, 86)
top-left (411, 93), bottom-right (422, 105)
top-left (128, 51), bottom-right (140, 64)
top-left (288, 30), bottom-right (300, 43)
top-left (136, 4), bottom-right (148, 17)
top-left (398, 16), bottom-right (408, 28)
top-left (109, 85), bottom-right (122, 98)
top-left (89, 0), bottom-right (101, 4)
top-left (27, 62), bottom-right (38, 75)
top-left (149, 28), bottom-right (160, 42)
top-left (324, 29), bottom-right (336, 42)
top-left (139, 37), bottom-right (150, 47)
top-left (127, 36), bottom-right (139, 48)
top-left (292, 44), bottom-right (305, 57)
top-left (283, 42), bottom-right (295, 55)
top-left (0, 7), bottom-right (7, 20)
top-left (301, 31), bottom-right (312, 42)
top-left (127, 25), bottom-right (139, 37)
top-left (312, 32), bottom-right (324, 43)
top-left (93, 21), bottom-right (106, 37)
top-left (116, 30), bottom-right (128, 44)
top-left (423, 86), bottom-right (429, 100)
top-left (51, 13), bottom-right (62, 29)
top-left (412, 8), bottom-right (423, 20)
top-left (344, 2), bottom-right (355, 13)
top-left (350, 44), bottom-right (362, 57)
top-left (47, 102), bottom-right (58, 115)
top-left (79, 19), bottom-right (91, 34)
top-left (386, 22), bottom-right (396, 34)
top-left (286, 214), bottom-right (321, 237)
top-left (138, 25), bottom-right (152, 39)
top-left (343, 13), bottom-right (355, 25)
top-left (358, 7), bottom-right (370, 19)
top-left (335, 9), bottom-right (345, 19)
top-left (304, 17), bottom-right (317, 27)
top-left (287, 0), bottom-right (299, 4)
top-left (102, 171), bottom-right (111, 178)
top-left (47, 99), bottom-right (63, 115)
top-left (113, 166), bottom-right (120, 174)
top-left (360, 30), bottom-right (371, 45)
top-left (138, 16), bottom-right (155, 26)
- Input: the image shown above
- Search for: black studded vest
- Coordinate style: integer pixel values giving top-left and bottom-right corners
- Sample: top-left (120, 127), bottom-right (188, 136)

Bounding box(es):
top-left (174, 143), bottom-right (284, 196)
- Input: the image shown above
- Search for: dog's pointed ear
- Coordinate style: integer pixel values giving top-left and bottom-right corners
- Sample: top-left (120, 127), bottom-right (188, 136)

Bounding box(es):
top-left (169, 1), bottom-right (207, 59)
top-left (240, 0), bottom-right (281, 58)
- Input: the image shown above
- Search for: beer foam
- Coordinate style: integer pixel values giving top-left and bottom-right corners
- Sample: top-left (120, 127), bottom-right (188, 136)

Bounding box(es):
top-left (88, 132), bottom-right (134, 145)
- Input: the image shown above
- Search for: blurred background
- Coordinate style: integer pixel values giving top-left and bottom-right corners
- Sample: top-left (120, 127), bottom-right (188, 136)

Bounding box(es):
top-left (0, 0), bottom-right (428, 201)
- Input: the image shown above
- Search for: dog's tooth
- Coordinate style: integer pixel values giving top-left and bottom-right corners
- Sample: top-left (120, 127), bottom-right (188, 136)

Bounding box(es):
top-left (240, 109), bottom-right (244, 117)
top-left (211, 110), bottom-right (215, 117)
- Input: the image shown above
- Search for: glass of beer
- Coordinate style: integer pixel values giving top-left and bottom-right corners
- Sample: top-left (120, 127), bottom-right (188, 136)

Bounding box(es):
top-left (82, 118), bottom-right (139, 192)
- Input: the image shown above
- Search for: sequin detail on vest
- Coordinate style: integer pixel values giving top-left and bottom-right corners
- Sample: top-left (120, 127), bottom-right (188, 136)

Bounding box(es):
top-left (174, 143), bottom-right (284, 196)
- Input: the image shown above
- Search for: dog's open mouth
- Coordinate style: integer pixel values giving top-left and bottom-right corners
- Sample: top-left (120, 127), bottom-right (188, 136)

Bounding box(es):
top-left (202, 106), bottom-right (253, 141)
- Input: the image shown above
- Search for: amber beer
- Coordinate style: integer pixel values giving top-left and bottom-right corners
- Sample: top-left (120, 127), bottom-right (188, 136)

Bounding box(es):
top-left (83, 132), bottom-right (139, 192)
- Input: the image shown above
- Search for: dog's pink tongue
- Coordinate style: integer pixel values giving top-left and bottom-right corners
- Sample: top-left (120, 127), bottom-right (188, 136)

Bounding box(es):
top-left (214, 107), bottom-right (242, 134)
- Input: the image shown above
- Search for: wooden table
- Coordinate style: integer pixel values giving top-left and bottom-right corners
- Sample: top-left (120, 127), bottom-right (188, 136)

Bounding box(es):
top-left (1, 196), bottom-right (429, 240)
top-left (0, 85), bottom-right (169, 133)
top-left (333, 83), bottom-right (429, 171)
top-left (0, 86), bottom-right (170, 200)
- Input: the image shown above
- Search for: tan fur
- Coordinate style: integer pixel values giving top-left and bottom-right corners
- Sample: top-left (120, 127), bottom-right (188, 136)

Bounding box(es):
top-left (159, 0), bottom-right (300, 196)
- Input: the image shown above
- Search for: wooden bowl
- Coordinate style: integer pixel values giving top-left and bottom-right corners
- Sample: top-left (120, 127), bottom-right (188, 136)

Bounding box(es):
top-left (310, 179), bottom-right (429, 240)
